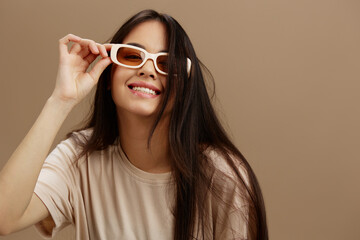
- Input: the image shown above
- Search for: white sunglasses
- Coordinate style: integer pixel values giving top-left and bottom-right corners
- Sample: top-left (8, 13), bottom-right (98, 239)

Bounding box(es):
top-left (110, 44), bottom-right (191, 76)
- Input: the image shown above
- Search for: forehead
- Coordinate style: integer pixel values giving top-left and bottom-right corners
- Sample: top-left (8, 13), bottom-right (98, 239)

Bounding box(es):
top-left (123, 20), bottom-right (168, 53)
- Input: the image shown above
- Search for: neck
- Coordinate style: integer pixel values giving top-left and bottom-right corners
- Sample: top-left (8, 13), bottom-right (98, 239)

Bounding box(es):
top-left (117, 112), bottom-right (171, 173)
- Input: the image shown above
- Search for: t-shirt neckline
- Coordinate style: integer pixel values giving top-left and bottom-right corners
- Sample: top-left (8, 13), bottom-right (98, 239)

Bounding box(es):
top-left (114, 143), bottom-right (172, 185)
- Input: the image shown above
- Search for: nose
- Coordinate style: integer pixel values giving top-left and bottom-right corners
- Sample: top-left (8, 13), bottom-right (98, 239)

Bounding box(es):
top-left (138, 59), bottom-right (157, 79)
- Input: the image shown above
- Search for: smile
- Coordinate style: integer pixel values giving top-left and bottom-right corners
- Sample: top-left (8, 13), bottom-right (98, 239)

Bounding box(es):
top-left (127, 82), bottom-right (161, 97)
top-left (129, 86), bottom-right (158, 95)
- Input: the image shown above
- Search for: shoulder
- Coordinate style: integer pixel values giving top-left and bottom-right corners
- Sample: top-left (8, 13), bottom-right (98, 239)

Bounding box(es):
top-left (60, 128), bottom-right (93, 151)
top-left (203, 146), bottom-right (250, 187)
top-left (203, 146), bottom-right (251, 210)
top-left (45, 128), bottom-right (94, 166)
top-left (65, 128), bottom-right (93, 146)
top-left (202, 147), bottom-right (251, 238)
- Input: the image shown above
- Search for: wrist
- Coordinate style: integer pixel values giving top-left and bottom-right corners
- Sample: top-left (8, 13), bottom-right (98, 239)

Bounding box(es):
top-left (46, 95), bottom-right (76, 115)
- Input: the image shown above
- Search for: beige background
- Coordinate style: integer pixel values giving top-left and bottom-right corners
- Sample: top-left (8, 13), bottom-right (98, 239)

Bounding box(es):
top-left (1, 0), bottom-right (359, 239)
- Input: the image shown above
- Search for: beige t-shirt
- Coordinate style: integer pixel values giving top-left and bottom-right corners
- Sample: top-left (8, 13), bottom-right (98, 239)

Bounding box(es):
top-left (34, 129), bottom-right (248, 240)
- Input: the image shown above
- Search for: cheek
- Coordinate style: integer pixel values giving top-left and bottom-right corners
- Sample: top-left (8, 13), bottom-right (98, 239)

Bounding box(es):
top-left (161, 79), bottom-right (175, 114)
top-left (110, 66), bottom-right (130, 103)
top-left (159, 76), bottom-right (168, 90)
top-left (111, 66), bottom-right (127, 86)
top-left (110, 66), bottom-right (140, 96)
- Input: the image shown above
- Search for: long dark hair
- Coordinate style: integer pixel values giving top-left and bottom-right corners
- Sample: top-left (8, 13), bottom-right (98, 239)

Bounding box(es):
top-left (69, 9), bottom-right (268, 240)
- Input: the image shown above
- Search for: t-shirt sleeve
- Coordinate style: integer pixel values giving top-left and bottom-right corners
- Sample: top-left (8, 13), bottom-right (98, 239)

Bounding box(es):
top-left (212, 171), bottom-right (249, 240)
top-left (33, 137), bottom-right (79, 238)
top-left (207, 149), bottom-right (250, 240)
top-left (215, 189), bottom-right (249, 240)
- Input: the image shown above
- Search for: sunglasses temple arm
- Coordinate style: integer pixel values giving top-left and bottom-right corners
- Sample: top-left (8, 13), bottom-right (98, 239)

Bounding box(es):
top-left (187, 58), bottom-right (192, 77)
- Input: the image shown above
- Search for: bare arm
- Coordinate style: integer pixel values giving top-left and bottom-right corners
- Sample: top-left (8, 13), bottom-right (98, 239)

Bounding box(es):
top-left (0, 34), bottom-right (112, 235)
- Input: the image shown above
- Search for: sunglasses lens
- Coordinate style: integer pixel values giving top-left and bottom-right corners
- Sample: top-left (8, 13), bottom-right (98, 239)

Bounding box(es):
top-left (156, 55), bottom-right (168, 73)
top-left (116, 47), bottom-right (144, 66)
top-left (114, 46), bottom-right (169, 74)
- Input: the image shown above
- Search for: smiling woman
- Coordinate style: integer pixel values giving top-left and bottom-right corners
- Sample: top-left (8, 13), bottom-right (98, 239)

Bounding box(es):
top-left (0, 9), bottom-right (268, 240)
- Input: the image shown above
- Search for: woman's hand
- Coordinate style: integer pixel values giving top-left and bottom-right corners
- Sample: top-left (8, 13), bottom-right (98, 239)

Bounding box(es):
top-left (51, 34), bottom-right (112, 106)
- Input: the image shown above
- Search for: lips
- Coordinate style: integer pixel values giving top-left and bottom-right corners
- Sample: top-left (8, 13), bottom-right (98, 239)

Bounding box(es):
top-left (127, 81), bottom-right (161, 95)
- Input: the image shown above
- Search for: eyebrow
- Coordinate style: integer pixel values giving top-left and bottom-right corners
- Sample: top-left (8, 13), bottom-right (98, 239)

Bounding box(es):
top-left (126, 42), bottom-right (168, 53)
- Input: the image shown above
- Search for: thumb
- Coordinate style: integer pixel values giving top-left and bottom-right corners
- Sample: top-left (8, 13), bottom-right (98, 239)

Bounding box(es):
top-left (89, 57), bottom-right (112, 82)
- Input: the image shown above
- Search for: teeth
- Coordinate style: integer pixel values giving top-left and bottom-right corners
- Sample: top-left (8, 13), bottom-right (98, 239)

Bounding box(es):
top-left (132, 86), bottom-right (157, 95)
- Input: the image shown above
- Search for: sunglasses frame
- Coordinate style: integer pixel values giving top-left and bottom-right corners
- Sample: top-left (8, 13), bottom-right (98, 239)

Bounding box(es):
top-left (110, 44), bottom-right (191, 76)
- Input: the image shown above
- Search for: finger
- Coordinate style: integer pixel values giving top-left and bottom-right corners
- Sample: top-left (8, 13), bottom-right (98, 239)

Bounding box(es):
top-left (103, 44), bottom-right (113, 59)
top-left (84, 52), bottom-right (98, 65)
top-left (97, 44), bottom-right (108, 58)
top-left (69, 42), bottom-right (82, 54)
top-left (89, 57), bottom-right (112, 82)
top-left (76, 43), bottom-right (91, 58)
top-left (58, 34), bottom-right (82, 58)
top-left (88, 40), bottom-right (99, 54)
top-left (72, 39), bottom-right (98, 58)
top-left (103, 43), bottom-right (113, 51)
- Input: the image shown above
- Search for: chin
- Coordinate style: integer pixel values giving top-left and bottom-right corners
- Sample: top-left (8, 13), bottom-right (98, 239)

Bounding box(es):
top-left (117, 105), bottom-right (159, 119)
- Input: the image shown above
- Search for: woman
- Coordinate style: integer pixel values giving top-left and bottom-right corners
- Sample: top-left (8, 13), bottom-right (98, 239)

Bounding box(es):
top-left (0, 9), bottom-right (268, 240)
